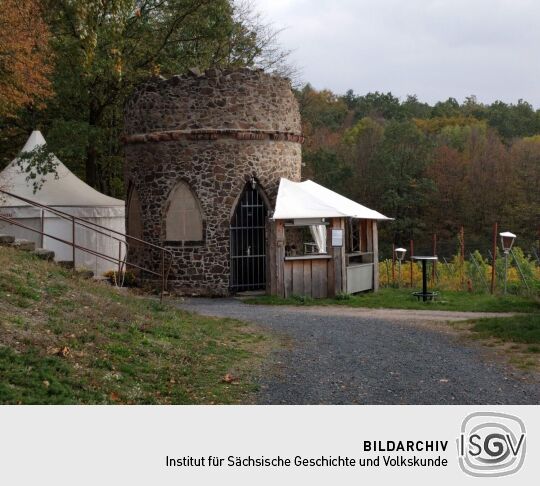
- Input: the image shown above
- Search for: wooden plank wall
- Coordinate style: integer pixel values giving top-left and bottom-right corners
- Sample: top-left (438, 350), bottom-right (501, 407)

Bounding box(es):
top-left (284, 258), bottom-right (329, 298)
top-left (271, 217), bottom-right (354, 298)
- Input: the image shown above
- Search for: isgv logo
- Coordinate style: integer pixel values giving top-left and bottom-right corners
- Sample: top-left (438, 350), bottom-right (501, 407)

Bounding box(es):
top-left (457, 412), bottom-right (526, 477)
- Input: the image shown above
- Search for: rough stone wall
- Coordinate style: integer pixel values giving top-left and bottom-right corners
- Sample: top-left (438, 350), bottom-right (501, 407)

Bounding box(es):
top-left (124, 68), bottom-right (302, 295)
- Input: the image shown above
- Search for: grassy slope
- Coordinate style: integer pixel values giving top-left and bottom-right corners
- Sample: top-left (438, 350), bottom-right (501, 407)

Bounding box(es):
top-left (0, 246), bottom-right (272, 404)
top-left (246, 288), bottom-right (540, 313)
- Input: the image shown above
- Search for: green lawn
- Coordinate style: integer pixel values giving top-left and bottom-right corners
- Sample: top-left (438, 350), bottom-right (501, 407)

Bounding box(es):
top-left (460, 313), bottom-right (540, 368)
top-left (0, 246), bottom-right (272, 404)
top-left (466, 314), bottom-right (540, 346)
top-left (246, 288), bottom-right (540, 313)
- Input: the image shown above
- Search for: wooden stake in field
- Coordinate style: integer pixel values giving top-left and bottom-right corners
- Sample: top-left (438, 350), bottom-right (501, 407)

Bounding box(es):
top-left (432, 233), bottom-right (437, 283)
top-left (459, 226), bottom-right (465, 287)
top-left (491, 222), bottom-right (497, 294)
top-left (392, 243), bottom-right (396, 285)
top-left (409, 239), bottom-right (414, 287)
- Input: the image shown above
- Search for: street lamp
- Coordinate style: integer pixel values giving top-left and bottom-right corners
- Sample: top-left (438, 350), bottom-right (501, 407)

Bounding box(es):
top-left (395, 247), bottom-right (407, 287)
top-left (499, 231), bottom-right (516, 294)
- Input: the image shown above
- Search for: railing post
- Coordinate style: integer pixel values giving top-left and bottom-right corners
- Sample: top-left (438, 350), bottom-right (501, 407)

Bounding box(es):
top-left (1, 188), bottom-right (172, 294)
top-left (40, 209), bottom-right (45, 247)
top-left (161, 250), bottom-right (165, 303)
top-left (72, 216), bottom-right (76, 270)
top-left (118, 240), bottom-right (122, 277)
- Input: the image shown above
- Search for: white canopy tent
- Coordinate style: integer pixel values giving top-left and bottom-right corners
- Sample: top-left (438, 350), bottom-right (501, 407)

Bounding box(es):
top-left (0, 131), bottom-right (125, 275)
top-left (273, 178), bottom-right (391, 221)
top-left (273, 178), bottom-right (389, 255)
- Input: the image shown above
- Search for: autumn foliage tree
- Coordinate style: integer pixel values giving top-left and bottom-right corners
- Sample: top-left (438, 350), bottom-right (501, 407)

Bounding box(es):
top-left (0, 0), bottom-right (53, 118)
top-left (0, 0), bottom-right (294, 195)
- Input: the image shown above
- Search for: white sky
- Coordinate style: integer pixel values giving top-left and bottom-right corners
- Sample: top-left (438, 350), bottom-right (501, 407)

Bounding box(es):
top-left (253, 0), bottom-right (540, 106)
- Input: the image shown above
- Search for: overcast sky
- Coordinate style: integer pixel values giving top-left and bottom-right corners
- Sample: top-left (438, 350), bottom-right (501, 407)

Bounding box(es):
top-left (253, 0), bottom-right (540, 106)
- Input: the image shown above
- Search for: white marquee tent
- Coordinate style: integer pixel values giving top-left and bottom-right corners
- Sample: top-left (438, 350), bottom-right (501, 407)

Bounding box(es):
top-left (0, 131), bottom-right (125, 275)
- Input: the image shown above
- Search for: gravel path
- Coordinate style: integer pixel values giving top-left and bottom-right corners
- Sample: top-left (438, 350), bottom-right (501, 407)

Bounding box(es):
top-left (176, 298), bottom-right (540, 405)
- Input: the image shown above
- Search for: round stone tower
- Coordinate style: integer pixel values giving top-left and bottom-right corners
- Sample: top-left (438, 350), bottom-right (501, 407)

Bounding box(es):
top-left (123, 68), bottom-right (303, 295)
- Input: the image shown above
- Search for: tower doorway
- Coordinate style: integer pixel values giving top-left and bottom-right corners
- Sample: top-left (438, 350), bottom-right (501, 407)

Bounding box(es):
top-left (230, 183), bottom-right (268, 292)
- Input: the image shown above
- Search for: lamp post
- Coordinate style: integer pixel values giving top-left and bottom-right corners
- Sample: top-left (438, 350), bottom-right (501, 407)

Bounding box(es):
top-left (499, 231), bottom-right (516, 295)
top-left (395, 247), bottom-right (407, 288)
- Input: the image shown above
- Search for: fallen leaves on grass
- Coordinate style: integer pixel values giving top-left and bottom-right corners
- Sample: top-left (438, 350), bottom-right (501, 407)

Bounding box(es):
top-left (222, 373), bottom-right (235, 383)
top-left (55, 346), bottom-right (70, 358)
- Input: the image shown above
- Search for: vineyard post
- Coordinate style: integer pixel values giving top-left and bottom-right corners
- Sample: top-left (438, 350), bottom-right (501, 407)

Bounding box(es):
top-left (432, 233), bottom-right (437, 283)
top-left (409, 239), bottom-right (414, 287)
top-left (392, 243), bottom-right (396, 286)
top-left (460, 226), bottom-right (465, 287)
top-left (491, 222), bottom-right (497, 294)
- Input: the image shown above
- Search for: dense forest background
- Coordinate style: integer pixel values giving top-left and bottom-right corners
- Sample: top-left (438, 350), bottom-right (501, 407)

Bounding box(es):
top-left (1, 0), bottom-right (538, 255)
top-left (298, 87), bottom-right (540, 254)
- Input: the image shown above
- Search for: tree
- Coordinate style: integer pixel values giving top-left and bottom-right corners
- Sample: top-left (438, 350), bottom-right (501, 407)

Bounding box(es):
top-left (508, 137), bottom-right (540, 242)
top-left (425, 145), bottom-right (468, 237)
top-left (401, 94), bottom-right (431, 119)
top-left (372, 121), bottom-right (434, 241)
top-left (0, 0), bottom-right (53, 118)
top-left (342, 116), bottom-right (384, 202)
top-left (431, 97), bottom-right (461, 118)
top-left (297, 84), bottom-right (349, 132)
top-left (485, 100), bottom-right (540, 141)
top-left (7, 0), bottom-right (293, 195)
top-left (348, 91), bottom-right (403, 121)
top-left (229, 0), bottom-right (296, 80)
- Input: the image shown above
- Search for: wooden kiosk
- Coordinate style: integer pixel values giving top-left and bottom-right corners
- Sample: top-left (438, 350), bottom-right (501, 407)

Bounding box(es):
top-left (268, 179), bottom-right (389, 299)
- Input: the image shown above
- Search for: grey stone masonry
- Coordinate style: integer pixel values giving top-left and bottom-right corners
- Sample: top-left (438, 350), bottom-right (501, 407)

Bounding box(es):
top-left (124, 68), bottom-right (303, 295)
top-left (124, 68), bottom-right (302, 141)
top-left (33, 248), bottom-right (55, 261)
top-left (0, 234), bottom-right (15, 245)
top-left (12, 239), bottom-right (35, 251)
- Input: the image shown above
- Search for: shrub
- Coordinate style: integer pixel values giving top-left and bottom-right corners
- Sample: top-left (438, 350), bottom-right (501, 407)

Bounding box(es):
top-left (291, 295), bottom-right (314, 305)
top-left (103, 270), bottom-right (138, 287)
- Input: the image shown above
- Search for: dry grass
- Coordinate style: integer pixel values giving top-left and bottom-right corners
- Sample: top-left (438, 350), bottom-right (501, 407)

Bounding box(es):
top-left (0, 246), bottom-right (274, 404)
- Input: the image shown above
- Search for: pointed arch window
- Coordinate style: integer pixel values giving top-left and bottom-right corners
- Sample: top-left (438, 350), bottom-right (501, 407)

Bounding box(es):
top-left (164, 181), bottom-right (204, 243)
top-left (127, 184), bottom-right (143, 244)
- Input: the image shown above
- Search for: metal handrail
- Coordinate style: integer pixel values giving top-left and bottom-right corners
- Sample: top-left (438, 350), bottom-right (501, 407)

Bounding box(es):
top-left (0, 188), bottom-right (173, 301)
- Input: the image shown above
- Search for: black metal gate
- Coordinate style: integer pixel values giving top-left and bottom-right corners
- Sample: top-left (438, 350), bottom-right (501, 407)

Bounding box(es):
top-left (230, 183), bottom-right (267, 292)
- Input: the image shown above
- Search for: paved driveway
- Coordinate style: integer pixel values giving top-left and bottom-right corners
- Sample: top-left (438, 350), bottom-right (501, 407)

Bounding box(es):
top-left (177, 298), bottom-right (540, 405)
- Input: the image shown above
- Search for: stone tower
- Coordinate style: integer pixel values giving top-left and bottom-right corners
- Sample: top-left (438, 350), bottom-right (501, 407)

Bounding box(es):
top-left (123, 68), bottom-right (303, 295)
